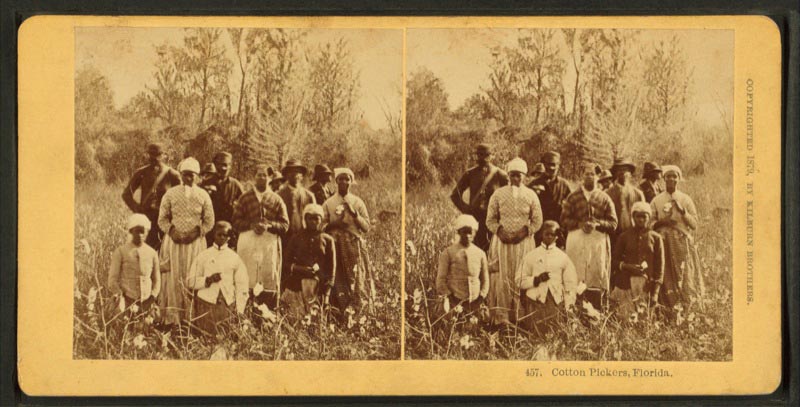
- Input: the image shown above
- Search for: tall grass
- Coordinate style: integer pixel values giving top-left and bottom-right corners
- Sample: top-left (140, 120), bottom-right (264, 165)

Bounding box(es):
top-left (73, 171), bottom-right (402, 360)
top-left (404, 168), bottom-right (732, 361)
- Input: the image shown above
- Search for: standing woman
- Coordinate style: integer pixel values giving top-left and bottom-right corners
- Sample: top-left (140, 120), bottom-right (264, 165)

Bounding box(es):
top-left (485, 158), bottom-right (543, 326)
top-left (650, 165), bottom-right (705, 310)
top-left (322, 168), bottom-right (371, 313)
top-left (158, 157), bottom-right (215, 328)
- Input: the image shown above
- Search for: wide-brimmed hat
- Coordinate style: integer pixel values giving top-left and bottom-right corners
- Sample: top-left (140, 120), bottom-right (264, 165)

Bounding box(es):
top-left (610, 157), bottom-right (636, 174)
top-left (642, 161), bottom-right (662, 176)
top-left (313, 164), bottom-right (333, 179)
top-left (281, 159), bottom-right (308, 175)
top-left (201, 163), bottom-right (217, 175)
top-left (598, 169), bottom-right (613, 182)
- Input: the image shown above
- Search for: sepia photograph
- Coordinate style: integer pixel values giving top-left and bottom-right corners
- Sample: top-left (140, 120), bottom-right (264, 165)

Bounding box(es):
top-left (72, 26), bottom-right (403, 360)
top-left (404, 28), bottom-right (734, 361)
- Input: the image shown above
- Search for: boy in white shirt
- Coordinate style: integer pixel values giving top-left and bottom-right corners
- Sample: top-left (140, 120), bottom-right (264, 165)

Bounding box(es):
top-left (515, 220), bottom-right (578, 336)
top-left (187, 221), bottom-right (248, 337)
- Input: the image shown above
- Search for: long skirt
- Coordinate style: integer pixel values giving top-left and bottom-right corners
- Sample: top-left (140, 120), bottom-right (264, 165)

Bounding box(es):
top-left (518, 291), bottom-right (561, 337)
top-left (658, 227), bottom-right (706, 309)
top-left (609, 275), bottom-right (648, 318)
top-left (158, 235), bottom-right (205, 325)
top-left (238, 230), bottom-right (281, 293)
top-left (329, 229), bottom-right (370, 312)
top-left (281, 278), bottom-right (320, 318)
top-left (565, 229), bottom-right (611, 291)
top-left (486, 234), bottom-right (536, 324)
top-left (193, 294), bottom-right (234, 337)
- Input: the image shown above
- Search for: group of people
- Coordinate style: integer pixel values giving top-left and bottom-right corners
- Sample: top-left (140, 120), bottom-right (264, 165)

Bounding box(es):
top-left (437, 143), bottom-right (705, 335)
top-left (108, 143), bottom-right (371, 337)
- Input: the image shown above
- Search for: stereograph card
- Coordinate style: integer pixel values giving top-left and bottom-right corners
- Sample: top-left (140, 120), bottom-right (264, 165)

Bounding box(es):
top-left (16, 15), bottom-right (782, 396)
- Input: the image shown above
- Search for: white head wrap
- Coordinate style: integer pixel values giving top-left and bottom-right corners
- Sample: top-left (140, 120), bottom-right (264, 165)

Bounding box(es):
top-left (453, 214), bottom-right (479, 231)
top-left (506, 157), bottom-right (528, 175)
top-left (126, 213), bottom-right (151, 232)
top-left (178, 157), bottom-right (201, 174)
top-left (661, 165), bottom-right (682, 179)
top-left (303, 203), bottom-right (324, 218)
top-left (334, 167), bottom-right (356, 184)
top-left (631, 201), bottom-right (652, 216)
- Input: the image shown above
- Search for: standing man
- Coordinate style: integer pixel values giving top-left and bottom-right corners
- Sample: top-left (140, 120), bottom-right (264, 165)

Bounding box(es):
top-left (277, 159), bottom-right (317, 243)
top-left (121, 142), bottom-right (181, 250)
top-left (605, 158), bottom-right (645, 244)
top-left (639, 161), bottom-right (664, 203)
top-left (450, 143), bottom-right (509, 251)
top-left (560, 163), bottom-right (618, 310)
top-left (529, 151), bottom-right (573, 247)
top-left (309, 164), bottom-right (334, 206)
top-left (209, 152), bottom-right (244, 248)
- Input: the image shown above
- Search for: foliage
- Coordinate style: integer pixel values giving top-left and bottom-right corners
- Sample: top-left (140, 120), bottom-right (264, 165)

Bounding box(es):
top-left (74, 172), bottom-right (401, 360)
top-left (404, 168), bottom-right (732, 361)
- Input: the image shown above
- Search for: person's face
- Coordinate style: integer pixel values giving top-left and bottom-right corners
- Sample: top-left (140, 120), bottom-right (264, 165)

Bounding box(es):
top-left (633, 212), bottom-right (650, 228)
top-left (270, 179), bottom-right (284, 192)
top-left (582, 167), bottom-right (597, 189)
top-left (457, 227), bottom-right (475, 246)
top-left (305, 214), bottom-right (322, 231)
top-left (181, 171), bottom-right (196, 186)
top-left (541, 226), bottom-right (558, 246)
top-left (543, 159), bottom-right (559, 177)
top-left (214, 157), bottom-right (232, 178)
top-left (254, 168), bottom-right (269, 190)
top-left (148, 152), bottom-right (164, 166)
top-left (509, 171), bottom-right (524, 186)
top-left (665, 172), bottom-right (679, 191)
top-left (649, 172), bottom-right (663, 182)
top-left (287, 170), bottom-right (303, 185)
top-left (202, 173), bottom-right (216, 183)
top-left (321, 173), bottom-right (333, 184)
top-left (129, 226), bottom-right (146, 245)
top-left (213, 226), bottom-right (231, 247)
top-left (615, 169), bottom-right (631, 184)
top-left (336, 175), bottom-right (351, 194)
top-left (599, 179), bottom-right (612, 189)
top-left (476, 151), bottom-right (490, 165)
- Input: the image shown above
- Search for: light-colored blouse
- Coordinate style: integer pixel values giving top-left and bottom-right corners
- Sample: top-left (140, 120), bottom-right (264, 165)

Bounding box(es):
top-left (436, 242), bottom-right (490, 302)
top-left (485, 185), bottom-right (543, 235)
top-left (158, 185), bottom-right (215, 235)
top-left (650, 190), bottom-right (698, 236)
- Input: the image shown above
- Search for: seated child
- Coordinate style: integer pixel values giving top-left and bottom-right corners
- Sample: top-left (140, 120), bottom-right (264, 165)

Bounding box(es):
top-left (187, 221), bottom-right (249, 336)
top-left (435, 214), bottom-right (490, 319)
top-left (515, 220), bottom-right (577, 336)
top-left (108, 213), bottom-right (161, 314)
top-left (281, 204), bottom-right (336, 318)
top-left (610, 201), bottom-right (665, 318)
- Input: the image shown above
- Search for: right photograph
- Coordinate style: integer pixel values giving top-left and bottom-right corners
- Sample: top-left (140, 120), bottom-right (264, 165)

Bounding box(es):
top-left (404, 28), bottom-right (733, 361)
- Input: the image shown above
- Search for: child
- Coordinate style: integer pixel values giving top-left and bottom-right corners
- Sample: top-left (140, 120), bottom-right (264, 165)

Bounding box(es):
top-left (108, 213), bottom-right (161, 313)
top-left (610, 201), bottom-right (664, 318)
top-left (515, 220), bottom-right (578, 336)
top-left (186, 221), bottom-right (249, 336)
top-left (282, 204), bottom-right (336, 318)
top-left (435, 214), bottom-right (490, 318)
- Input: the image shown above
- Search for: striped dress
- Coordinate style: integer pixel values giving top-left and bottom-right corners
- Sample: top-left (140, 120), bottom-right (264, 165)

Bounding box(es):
top-left (485, 185), bottom-right (543, 324)
top-left (157, 185), bottom-right (215, 325)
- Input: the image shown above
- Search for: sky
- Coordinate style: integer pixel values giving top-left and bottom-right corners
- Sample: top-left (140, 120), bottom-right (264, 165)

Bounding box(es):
top-left (75, 27), bottom-right (403, 130)
top-left (407, 28), bottom-right (734, 128)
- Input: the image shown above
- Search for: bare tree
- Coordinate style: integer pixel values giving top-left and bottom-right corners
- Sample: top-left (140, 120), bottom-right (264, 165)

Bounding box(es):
top-left (175, 28), bottom-right (232, 129)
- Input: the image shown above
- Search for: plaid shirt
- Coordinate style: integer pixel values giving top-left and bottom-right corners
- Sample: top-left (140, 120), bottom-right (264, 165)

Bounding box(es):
top-left (560, 187), bottom-right (618, 234)
top-left (231, 189), bottom-right (289, 235)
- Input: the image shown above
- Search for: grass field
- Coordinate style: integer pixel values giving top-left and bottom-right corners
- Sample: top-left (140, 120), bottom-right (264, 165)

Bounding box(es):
top-left (404, 169), bottom-right (733, 361)
top-left (73, 171), bottom-right (402, 360)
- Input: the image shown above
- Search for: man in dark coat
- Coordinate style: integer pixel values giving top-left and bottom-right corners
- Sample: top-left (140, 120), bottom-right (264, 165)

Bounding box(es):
top-left (639, 161), bottom-right (664, 203)
top-left (450, 143), bottom-right (509, 251)
top-left (121, 143), bottom-right (181, 249)
top-left (309, 164), bottom-right (334, 205)
top-left (209, 151), bottom-right (244, 248)
top-left (528, 151), bottom-right (572, 247)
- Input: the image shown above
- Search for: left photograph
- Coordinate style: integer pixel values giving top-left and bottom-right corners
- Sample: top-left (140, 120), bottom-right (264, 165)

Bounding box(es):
top-left (73, 26), bottom-right (403, 360)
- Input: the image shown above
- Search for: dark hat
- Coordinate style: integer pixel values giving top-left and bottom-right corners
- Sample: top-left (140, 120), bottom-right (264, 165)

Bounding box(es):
top-left (530, 162), bottom-right (546, 176)
top-left (313, 164), bottom-right (333, 179)
top-left (475, 143), bottom-right (492, 154)
top-left (146, 143), bottom-right (164, 155)
top-left (599, 169), bottom-right (613, 182)
top-left (541, 151), bottom-right (561, 163)
top-left (610, 157), bottom-right (636, 174)
top-left (642, 161), bottom-right (662, 175)
top-left (201, 163), bottom-right (217, 174)
top-left (281, 159), bottom-right (307, 175)
top-left (270, 169), bottom-right (284, 182)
